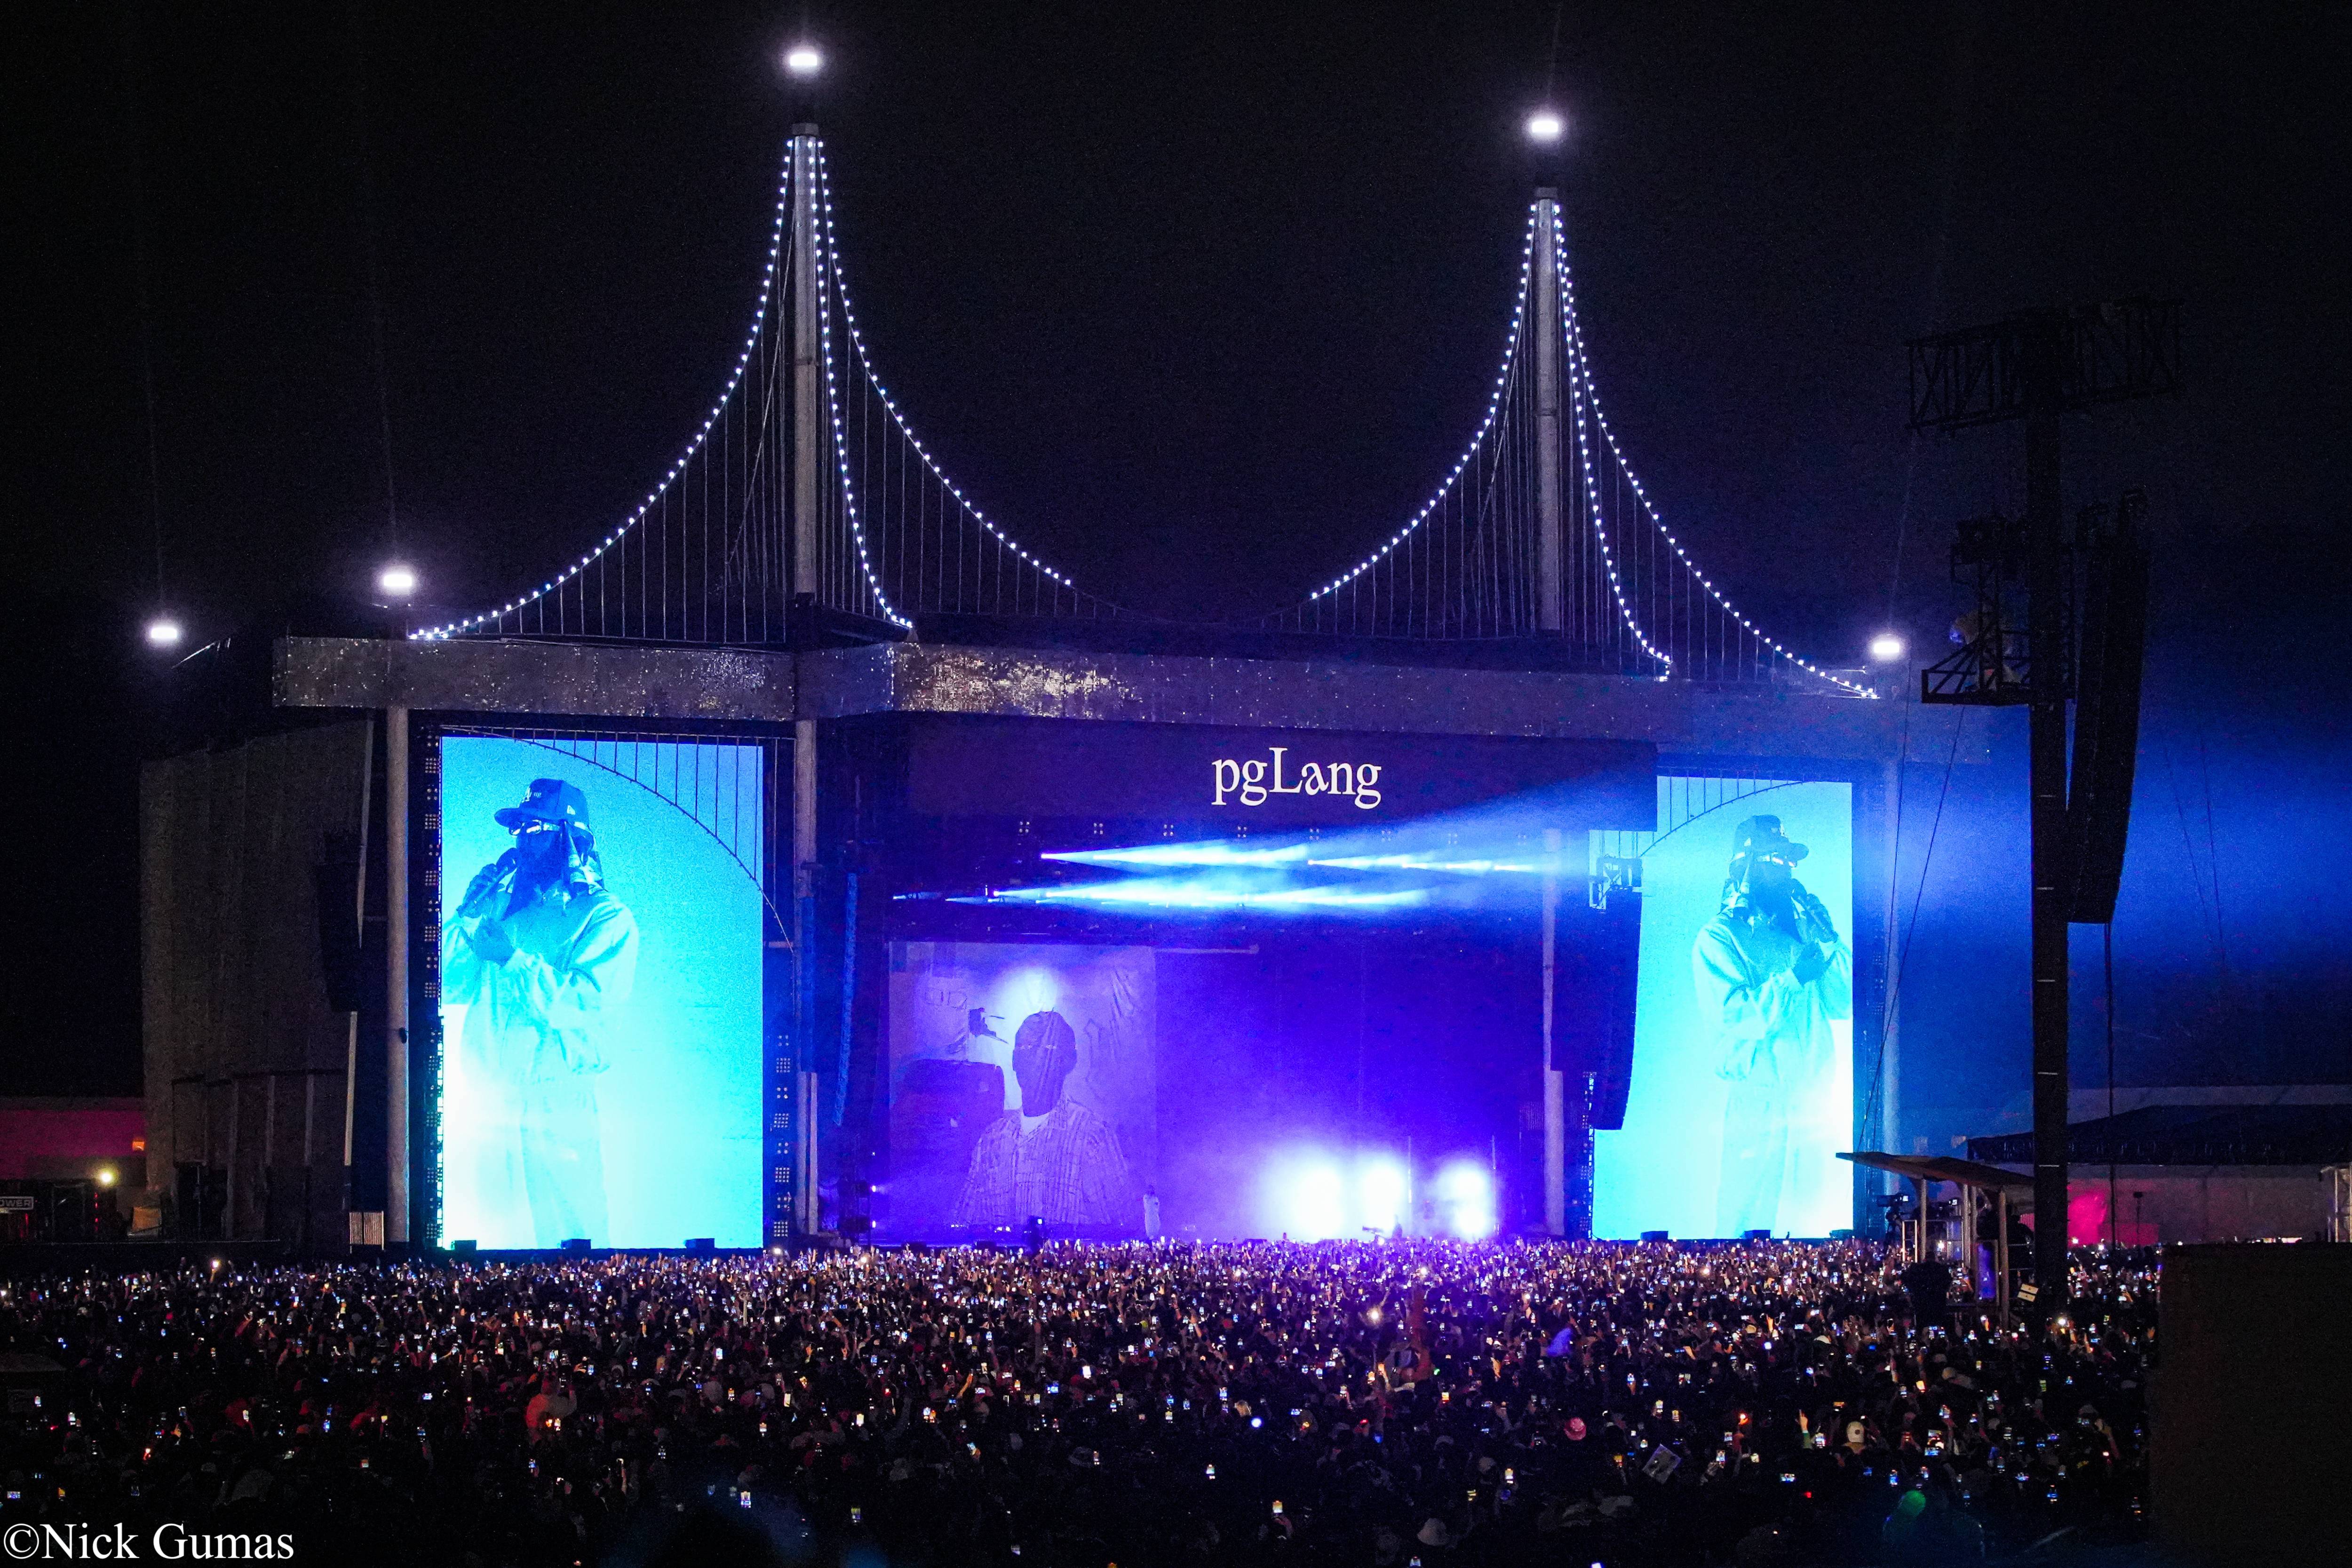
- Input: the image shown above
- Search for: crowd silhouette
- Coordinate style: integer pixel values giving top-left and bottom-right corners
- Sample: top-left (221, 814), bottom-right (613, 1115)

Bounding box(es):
top-left (0, 1241), bottom-right (2156, 1566)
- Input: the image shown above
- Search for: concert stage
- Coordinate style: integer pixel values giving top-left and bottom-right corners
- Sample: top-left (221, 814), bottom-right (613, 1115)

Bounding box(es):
top-left (140, 124), bottom-right (1958, 1256)
top-left (167, 629), bottom-right (1930, 1251)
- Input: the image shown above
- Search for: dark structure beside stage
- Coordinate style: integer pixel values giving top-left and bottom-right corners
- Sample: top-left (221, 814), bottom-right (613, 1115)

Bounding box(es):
top-left (2152, 1245), bottom-right (2352, 1566)
top-left (1969, 1104), bottom-right (2352, 1242)
top-left (138, 721), bottom-right (380, 1249)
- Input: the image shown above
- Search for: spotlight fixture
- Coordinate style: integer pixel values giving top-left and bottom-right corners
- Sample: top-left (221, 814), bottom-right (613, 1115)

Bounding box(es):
top-left (1525, 109), bottom-right (1565, 143)
top-left (1868, 632), bottom-right (1908, 664)
top-left (145, 617), bottom-right (183, 648)
top-left (784, 43), bottom-right (822, 78)
top-left (378, 563), bottom-right (419, 598)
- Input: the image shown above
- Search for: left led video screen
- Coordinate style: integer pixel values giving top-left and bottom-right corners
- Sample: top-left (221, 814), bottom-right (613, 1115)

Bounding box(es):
top-left (437, 735), bottom-right (764, 1249)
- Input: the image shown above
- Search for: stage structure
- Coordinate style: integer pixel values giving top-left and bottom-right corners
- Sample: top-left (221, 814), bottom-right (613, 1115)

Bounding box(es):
top-left (228, 122), bottom-right (1931, 1250)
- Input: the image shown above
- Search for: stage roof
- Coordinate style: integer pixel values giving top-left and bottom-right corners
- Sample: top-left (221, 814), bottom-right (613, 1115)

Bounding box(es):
top-left (1840, 1151), bottom-right (2035, 1191)
top-left (273, 635), bottom-right (1939, 764)
top-left (1967, 1105), bottom-right (2352, 1168)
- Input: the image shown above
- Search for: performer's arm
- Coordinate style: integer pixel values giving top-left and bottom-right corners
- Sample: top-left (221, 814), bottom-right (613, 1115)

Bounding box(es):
top-left (441, 920), bottom-right (484, 1000)
top-left (1813, 940), bottom-right (1853, 1020)
top-left (499, 899), bottom-right (641, 1046)
top-left (440, 859), bottom-right (512, 1000)
top-left (1694, 922), bottom-right (1809, 1079)
top-left (1793, 890), bottom-right (1854, 1020)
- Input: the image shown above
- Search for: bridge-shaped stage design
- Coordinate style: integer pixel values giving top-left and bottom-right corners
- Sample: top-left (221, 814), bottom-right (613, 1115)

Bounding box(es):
top-left (161, 124), bottom-right (1939, 1251)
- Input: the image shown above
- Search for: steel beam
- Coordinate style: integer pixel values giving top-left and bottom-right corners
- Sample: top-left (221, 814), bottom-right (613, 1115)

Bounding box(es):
top-left (276, 635), bottom-right (1941, 763)
top-left (2022, 317), bottom-right (2071, 1305)
top-left (1534, 190), bottom-right (1565, 634)
top-left (385, 704), bottom-right (410, 1247)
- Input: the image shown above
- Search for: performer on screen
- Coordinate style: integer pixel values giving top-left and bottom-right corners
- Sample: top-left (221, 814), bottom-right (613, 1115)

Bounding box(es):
top-left (952, 1010), bottom-right (1137, 1231)
top-left (1694, 814), bottom-right (1851, 1235)
top-left (444, 778), bottom-right (639, 1246)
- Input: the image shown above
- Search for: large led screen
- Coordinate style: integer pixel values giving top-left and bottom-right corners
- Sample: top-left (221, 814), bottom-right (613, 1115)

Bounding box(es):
top-left (1594, 779), bottom-right (1854, 1239)
top-left (885, 942), bottom-right (1154, 1239)
top-left (437, 736), bottom-right (763, 1249)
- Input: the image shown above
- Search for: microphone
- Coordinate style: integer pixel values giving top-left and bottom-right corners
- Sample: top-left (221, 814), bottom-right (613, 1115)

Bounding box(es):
top-left (462, 851), bottom-right (519, 916)
top-left (1794, 885), bottom-right (1837, 944)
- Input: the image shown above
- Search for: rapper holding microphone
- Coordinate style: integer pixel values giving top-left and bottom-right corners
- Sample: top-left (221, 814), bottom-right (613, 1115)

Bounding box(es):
top-left (1693, 814), bottom-right (1852, 1235)
top-left (442, 779), bottom-right (639, 1246)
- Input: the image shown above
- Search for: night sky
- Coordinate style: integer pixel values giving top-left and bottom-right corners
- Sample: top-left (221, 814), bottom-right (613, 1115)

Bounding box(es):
top-left (7, 4), bottom-right (2348, 1128)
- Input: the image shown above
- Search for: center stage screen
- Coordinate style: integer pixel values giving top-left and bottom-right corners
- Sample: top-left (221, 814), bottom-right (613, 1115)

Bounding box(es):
top-left (886, 943), bottom-right (1155, 1239)
top-left (1594, 779), bottom-right (1854, 1239)
top-left (437, 735), bottom-right (763, 1249)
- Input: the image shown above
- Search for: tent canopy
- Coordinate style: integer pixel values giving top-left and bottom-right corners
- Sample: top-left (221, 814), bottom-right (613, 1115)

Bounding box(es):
top-left (1838, 1151), bottom-right (2035, 1191)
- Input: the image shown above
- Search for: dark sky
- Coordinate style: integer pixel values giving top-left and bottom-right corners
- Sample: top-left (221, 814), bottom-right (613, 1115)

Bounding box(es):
top-left (7, 3), bottom-right (2348, 1119)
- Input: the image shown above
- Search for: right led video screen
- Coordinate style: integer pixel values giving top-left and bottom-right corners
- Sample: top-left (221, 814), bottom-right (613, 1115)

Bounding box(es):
top-left (1593, 778), bottom-right (1855, 1239)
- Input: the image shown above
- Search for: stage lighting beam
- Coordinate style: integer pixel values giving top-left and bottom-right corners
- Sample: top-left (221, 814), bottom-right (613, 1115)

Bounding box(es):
top-left (1434, 1159), bottom-right (1498, 1241)
top-left (981, 878), bottom-right (1426, 913)
top-left (1042, 842), bottom-right (1313, 870)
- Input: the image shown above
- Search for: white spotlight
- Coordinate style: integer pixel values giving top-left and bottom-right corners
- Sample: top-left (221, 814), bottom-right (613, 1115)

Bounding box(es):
top-left (145, 617), bottom-right (183, 648)
top-left (1526, 110), bottom-right (1565, 144)
top-left (378, 563), bottom-right (419, 598)
top-left (1868, 632), bottom-right (1908, 664)
top-left (1358, 1156), bottom-right (1410, 1235)
top-left (784, 43), bottom-right (822, 78)
top-left (1433, 1160), bottom-right (1497, 1241)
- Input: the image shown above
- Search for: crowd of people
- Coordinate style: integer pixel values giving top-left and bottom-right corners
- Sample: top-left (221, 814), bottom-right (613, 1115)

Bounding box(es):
top-left (0, 1240), bottom-right (2157, 1566)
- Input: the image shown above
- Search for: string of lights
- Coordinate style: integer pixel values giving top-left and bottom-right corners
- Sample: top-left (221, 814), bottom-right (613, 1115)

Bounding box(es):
top-left (410, 157), bottom-right (796, 641)
top-left (810, 143), bottom-right (913, 629)
top-left (1261, 197), bottom-right (1868, 693)
top-left (408, 127), bottom-right (1875, 695)
top-left (1557, 224), bottom-right (1674, 677)
top-left (1302, 209), bottom-right (1539, 607)
top-left (814, 146), bottom-right (1106, 622)
top-left (1556, 231), bottom-right (1876, 697)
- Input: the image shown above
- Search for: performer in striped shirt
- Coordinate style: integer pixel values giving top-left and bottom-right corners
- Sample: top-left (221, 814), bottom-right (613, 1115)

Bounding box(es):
top-left (952, 1010), bottom-right (1137, 1230)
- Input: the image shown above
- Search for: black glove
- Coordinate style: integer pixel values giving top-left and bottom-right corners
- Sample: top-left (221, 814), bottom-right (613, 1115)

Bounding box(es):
top-left (470, 917), bottom-right (517, 966)
top-left (1791, 942), bottom-right (1831, 985)
top-left (1794, 889), bottom-right (1838, 945)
